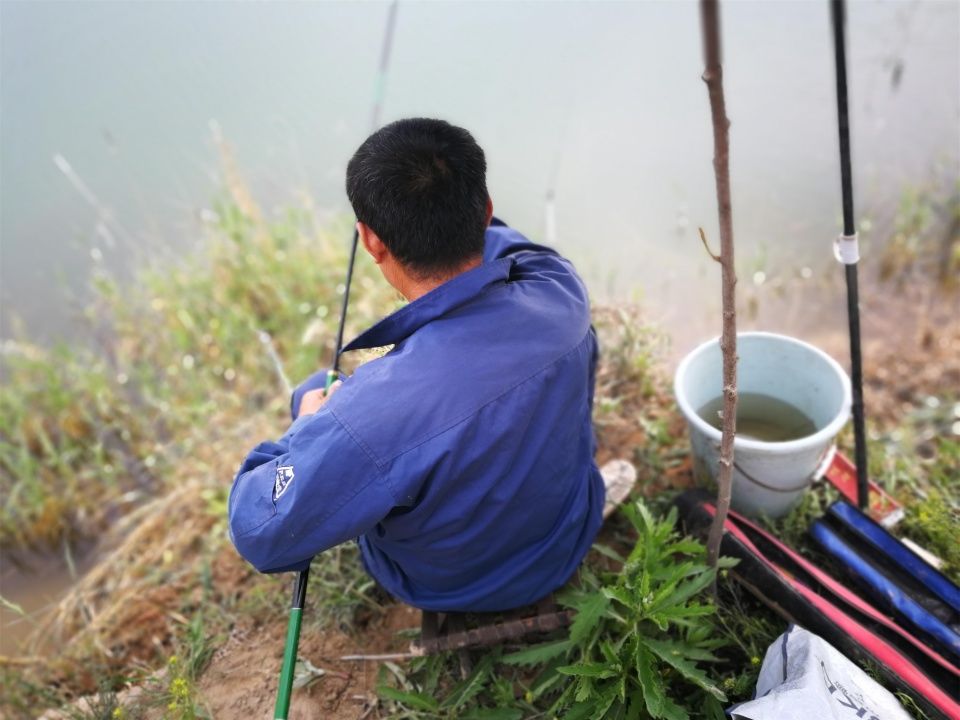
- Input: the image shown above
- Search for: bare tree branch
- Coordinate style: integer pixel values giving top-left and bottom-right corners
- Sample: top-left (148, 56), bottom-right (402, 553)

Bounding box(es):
top-left (698, 227), bottom-right (722, 263)
top-left (700, 0), bottom-right (739, 576)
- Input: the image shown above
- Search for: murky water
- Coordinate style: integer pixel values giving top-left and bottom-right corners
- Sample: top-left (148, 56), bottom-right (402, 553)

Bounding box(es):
top-left (698, 392), bottom-right (818, 442)
top-left (0, 547), bottom-right (97, 655)
top-left (1, 0), bottom-right (957, 349)
top-left (0, 0), bottom-right (957, 653)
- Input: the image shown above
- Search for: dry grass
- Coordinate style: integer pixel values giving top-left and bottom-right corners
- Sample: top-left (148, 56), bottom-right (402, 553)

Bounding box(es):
top-left (44, 483), bottom-right (212, 660)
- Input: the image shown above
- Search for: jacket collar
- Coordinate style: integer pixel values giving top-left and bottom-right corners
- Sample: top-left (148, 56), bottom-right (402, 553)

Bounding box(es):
top-left (342, 257), bottom-right (513, 352)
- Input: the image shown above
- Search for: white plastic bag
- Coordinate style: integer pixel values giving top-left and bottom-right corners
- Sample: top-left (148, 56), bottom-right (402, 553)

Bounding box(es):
top-left (729, 626), bottom-right (911, 720)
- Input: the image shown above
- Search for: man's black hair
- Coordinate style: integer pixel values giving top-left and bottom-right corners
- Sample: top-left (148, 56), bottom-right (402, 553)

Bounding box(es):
top-left (346, 118), bottom-right (488, 277)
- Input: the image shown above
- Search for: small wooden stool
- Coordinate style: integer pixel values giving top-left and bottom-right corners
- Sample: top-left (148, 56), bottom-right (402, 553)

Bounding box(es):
top-left (414, 594), bottom-right (574, 675)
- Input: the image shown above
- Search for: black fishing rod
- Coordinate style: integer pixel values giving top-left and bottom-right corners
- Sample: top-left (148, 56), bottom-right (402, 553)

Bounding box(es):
top-left (830, 0), bottom-right (869, 511)
top-left (273, 3), bottom-right (399, 718)
top-left (324, 0), bottom-right (398, 388)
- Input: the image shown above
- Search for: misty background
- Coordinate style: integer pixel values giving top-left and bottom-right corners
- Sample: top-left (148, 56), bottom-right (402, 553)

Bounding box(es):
top-left (2, 0), bottom-right (958, 353)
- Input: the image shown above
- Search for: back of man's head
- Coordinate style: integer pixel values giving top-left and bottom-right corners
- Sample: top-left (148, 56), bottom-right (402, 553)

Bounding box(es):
top-left (346, 118), bottom-right (488, 278)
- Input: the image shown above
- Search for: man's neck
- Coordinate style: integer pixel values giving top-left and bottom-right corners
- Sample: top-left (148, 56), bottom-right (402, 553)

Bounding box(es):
top-left (399, 256), bottom-right (483, 302)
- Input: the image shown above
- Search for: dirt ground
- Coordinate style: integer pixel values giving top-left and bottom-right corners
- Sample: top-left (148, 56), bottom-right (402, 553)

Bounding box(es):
top-left (194, 604), bottom-right (419, 720)
top-left (812, 282), bottom-right (960, 429)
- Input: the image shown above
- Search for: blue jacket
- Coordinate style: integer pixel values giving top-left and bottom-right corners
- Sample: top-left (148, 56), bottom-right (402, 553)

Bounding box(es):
top-left (228, 221), bottom-right (605, 612)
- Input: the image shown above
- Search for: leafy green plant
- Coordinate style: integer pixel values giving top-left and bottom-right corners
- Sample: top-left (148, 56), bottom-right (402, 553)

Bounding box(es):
top-left (376, 503), bottom-right (734, 720)
top-left (177, 613), bottom-right (217, 683)
top-left (111, 625), bottom-right (216, 720)
top-left (498, 502), bottom-right (731, 719)
top-left (140, 654), bottom-right (208, 720)
top-left (60, 680), bottom-right (125, 720)
top-left (376, 655), bottom-right (523, 720)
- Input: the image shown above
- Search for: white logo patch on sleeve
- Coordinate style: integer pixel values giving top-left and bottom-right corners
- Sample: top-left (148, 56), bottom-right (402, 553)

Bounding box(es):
top-left (274, 465), bottom-right (295, 501)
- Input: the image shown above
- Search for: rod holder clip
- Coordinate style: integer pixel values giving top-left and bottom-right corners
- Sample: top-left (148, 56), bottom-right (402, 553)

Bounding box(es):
top-left (833, 232), bottom-right (860, 265)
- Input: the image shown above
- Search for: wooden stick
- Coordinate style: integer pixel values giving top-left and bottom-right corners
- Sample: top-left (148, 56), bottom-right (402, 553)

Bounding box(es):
top-left (700, 0), bottom-right (739, 574)
top-left (0, 655), bottom-right (45, 667)
top-left (339, 652), bottom-right (420, 662)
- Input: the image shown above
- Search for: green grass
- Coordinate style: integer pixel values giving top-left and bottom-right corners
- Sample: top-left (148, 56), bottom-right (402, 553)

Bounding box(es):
top-left (0, 199), bottom-right (393, 550)
top-left (867, 397), bottom-right (960, 583)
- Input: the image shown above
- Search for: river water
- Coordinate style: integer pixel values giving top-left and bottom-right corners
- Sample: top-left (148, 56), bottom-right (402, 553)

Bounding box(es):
top-left (1, 0), bottom-right (957, 348)
top-left (0, 0), bottom-right (957, 655)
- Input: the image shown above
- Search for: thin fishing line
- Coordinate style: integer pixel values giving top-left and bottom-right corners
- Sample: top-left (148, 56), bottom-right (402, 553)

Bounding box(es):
top-left (330, 0), bottom-right (399, 374)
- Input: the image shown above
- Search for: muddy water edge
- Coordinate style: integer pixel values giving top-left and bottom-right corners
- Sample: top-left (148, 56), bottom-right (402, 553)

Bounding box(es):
top-left (1, 543), bottom-right (98, 656)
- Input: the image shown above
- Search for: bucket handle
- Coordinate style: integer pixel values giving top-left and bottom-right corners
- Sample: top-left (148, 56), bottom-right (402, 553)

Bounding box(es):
top-left (812, 443), bottom-right (838, 482)
top-left (730, 444), bottom-right (837, 494)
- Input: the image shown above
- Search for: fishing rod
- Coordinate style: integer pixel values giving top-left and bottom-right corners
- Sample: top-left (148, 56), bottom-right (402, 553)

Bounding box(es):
top-left (543, 59), bottom-right (580, 248)
top-left (274, 2), bottom-right (398, 718)
top-left (830, 0), bottom-right (869, 511)
top-left (543, 113), bottom-right (568, 248)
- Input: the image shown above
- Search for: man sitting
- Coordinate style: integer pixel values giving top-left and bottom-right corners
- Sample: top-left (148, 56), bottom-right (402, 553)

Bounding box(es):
top-left (228, 118), bottom-right (605, 612)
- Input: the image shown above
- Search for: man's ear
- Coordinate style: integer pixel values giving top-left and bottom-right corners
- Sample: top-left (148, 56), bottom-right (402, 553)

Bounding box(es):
top-left (358, 222), bottom-right (388, 264)
top-left (485, 197), bottom-right (494, 226)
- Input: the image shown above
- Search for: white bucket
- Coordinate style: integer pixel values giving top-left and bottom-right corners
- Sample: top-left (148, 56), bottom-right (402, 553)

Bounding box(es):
top-left (674, 332), bottom-right (852, 518)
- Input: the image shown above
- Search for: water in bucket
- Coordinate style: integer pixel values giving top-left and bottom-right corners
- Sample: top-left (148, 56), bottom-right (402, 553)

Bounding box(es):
top-left (697, 393), bottom-right (818, 443)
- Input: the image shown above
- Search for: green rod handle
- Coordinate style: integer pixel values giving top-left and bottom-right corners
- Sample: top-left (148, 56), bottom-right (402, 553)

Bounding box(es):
top-left (274, 373), bottom-right (333, 718)
top-left (324, 369), bottom-right (338, 394)
top-left (274, 568), bottom-right (309, 720)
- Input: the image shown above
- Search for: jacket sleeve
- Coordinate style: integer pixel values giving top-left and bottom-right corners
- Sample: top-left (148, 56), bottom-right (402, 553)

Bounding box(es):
top-left (228, 405), bottom-right (397, 573)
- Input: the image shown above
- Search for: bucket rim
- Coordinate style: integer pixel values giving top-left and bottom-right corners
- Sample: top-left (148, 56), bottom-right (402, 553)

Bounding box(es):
top-left (673, 331), bottom-right (853, 454)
